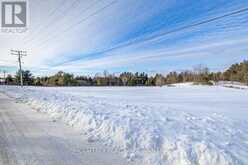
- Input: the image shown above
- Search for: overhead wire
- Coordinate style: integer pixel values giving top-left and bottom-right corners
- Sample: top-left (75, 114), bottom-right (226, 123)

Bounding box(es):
top-left (29, 0), bottom-right (118, 49)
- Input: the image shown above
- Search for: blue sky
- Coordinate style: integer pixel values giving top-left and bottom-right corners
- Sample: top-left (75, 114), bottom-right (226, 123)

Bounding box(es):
top-left (1, 0), bottom-right (248, 76)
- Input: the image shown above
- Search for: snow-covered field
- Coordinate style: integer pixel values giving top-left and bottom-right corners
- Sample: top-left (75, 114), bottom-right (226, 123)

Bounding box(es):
top-left (0, 85), bottom-right (248, 165)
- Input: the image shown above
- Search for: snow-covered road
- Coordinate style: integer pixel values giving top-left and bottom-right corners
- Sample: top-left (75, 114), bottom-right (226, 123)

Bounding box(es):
top-left (0, 93), bottom-right (131, 165)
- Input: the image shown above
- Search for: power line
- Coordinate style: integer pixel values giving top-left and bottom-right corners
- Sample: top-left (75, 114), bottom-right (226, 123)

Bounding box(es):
top-left (66, 6), bottom-right (248, 59)
top-left (23, 0), bottom-right (81, 45)
top-left (33, 0), bottom-right (118, 49)
top-left (23, 0), bottom-right (70, 44)
top-left (25, 0), bottom-right (105, 48)
top-left (152, 7), bottom-right (248, 40)
top-left (0, 59), bottom-right (16, 63)
top-left (24, 4), bottom-right (248, 71)
top-left (11, 50), bottom-right (27, 87)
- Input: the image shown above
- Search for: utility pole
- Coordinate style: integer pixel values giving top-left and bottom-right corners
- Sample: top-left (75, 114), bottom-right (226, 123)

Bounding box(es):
top-left (3, 70), bottom-right (6, 85)
top-left (11, 50), bottom-right (27, 87)
top-left (0, 70), bottom-right (2, 85)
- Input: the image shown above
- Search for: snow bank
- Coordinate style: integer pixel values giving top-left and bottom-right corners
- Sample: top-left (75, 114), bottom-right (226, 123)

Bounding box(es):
top-left (216, 81), bottom-right (248, 90)
top-left (168, 82), bottom-right (194, 87)
top-left (0, 86), bottom-right (248, 165)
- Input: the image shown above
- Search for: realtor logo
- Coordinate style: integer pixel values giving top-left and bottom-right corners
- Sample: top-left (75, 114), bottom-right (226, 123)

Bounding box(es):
top-left (1, 1), bottom-right (27, 28)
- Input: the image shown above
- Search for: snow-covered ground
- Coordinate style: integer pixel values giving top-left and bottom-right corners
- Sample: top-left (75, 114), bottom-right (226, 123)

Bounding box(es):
top-left (0, 85), bottom-right (248, 165)
top-left (215, 81), bottom-right (248, 90)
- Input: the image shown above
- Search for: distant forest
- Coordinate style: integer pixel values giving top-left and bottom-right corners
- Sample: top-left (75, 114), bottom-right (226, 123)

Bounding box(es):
top-left (2, 60), bottom-right (248, 86)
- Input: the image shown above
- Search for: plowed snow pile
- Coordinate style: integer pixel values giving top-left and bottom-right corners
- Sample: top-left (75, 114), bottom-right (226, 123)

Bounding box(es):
top-left (1, 85), bottom-right (248, 165)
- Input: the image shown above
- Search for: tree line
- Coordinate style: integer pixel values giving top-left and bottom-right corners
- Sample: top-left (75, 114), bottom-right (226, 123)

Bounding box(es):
top-left (2, 60), bottom-right (248, 86)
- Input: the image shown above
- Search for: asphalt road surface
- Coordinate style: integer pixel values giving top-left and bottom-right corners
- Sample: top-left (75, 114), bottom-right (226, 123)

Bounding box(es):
top-left (0, 93), bottom-right (132, 165)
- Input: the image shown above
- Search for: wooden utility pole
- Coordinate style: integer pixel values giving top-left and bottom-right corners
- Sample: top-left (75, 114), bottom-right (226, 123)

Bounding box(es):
top-left (3, 70), bottom-right (6, 85)
top-left (11, 50), bottom-right (27, 87)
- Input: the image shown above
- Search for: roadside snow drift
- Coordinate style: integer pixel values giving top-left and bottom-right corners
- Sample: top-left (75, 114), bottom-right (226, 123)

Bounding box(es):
top-left (0, 85), bottom-right (248, 165)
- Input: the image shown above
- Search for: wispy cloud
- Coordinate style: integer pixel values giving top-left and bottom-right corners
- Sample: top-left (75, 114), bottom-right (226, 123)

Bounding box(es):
top-left (1, 0), bottom-right (248, 75)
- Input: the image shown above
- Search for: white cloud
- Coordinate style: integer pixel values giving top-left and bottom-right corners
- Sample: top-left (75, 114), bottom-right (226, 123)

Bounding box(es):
top-left (1, 0), bottom-right (248, 74)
